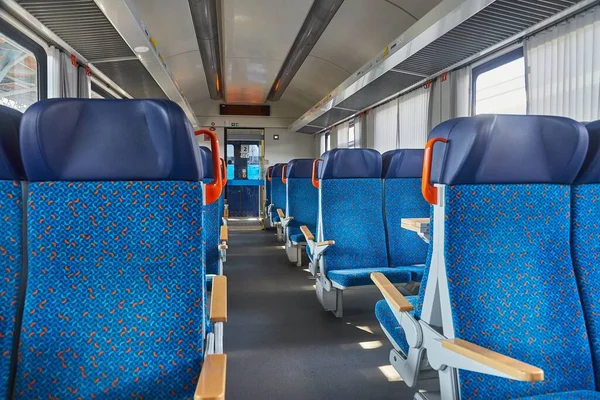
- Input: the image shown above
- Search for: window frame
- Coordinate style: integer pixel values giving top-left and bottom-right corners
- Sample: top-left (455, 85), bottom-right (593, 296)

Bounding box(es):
top-left (471, 47), bottom-right (524, 116)
top-left (0, 19), bottom-right (48, 105)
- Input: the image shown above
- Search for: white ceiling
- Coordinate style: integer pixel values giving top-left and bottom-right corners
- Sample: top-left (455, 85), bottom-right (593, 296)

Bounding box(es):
top-left (128, 0), bottom-right (441, 119)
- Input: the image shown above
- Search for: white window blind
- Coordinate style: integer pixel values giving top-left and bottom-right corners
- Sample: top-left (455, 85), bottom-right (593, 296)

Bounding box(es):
top-left (335, 121), bottom-right (349, 148)
top-left (373, 98), bottom-right (398, 152)
top-left (526, 6), bottom-right (600, 121)
top-left (397, 87), bottom-right (430, 148)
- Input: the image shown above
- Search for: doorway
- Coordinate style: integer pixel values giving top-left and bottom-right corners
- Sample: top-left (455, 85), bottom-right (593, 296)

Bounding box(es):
top-left (225, 128), bottom-right (265, 219)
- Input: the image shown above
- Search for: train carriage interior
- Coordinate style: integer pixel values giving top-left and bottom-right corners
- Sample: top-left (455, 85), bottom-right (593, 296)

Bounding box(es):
top-left (0, 0), bottom-right (599, 398)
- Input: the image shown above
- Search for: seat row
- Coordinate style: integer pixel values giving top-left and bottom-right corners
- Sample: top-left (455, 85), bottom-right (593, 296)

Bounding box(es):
top-left (0, 99), bottom-right (228, 399)
top-left (374, 115), bottom-right (600, 399)
top-left (265, 149), bottom-right (431, 318)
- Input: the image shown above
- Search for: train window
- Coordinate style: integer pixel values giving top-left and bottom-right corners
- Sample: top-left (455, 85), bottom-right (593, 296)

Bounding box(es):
top-left (325, 132), bottom-right (331, 151)
top-left (472, 48), bottom-right (526, 115)
top-left (348, 122), bottom-right (355, 148)
top-left (0, 33), bottom-right (38, 111)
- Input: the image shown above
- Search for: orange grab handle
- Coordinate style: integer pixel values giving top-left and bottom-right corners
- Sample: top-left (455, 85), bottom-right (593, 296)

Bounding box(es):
top-left (220, 158), bottom-right (227, 187)
top-left (195, 129), bottom-right (222, 204)
top-left (312, 158), bottom-right (323, 189)
top-left (267, 166), bottom-right (272, 182)
top-left (281, 164), bottom-right (288, 184)
top-left (422, 137), bottom-right (448, 205)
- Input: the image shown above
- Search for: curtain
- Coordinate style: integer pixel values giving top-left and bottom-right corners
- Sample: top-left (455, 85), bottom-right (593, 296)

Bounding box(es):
top-left (397, 87), bottom-right (430, 148)
top-left (353, 112), bottom-right (367, 148)
top-left (525, 6), bottom-right (600, 121)
top-left (428, 65), bottom-right (471, 131)
top-left (60, 52), bottom-right (79, 98)
top-left (373, 98), bottom-right (398, 152)
top-left (335, 121), bottom-right (349, 148)
top-left (78, 67), bottom-right (91, 98)
top-left (318, 133), bottom-right (326, 156)
top-left (47, 46), bottom-right (61, 98)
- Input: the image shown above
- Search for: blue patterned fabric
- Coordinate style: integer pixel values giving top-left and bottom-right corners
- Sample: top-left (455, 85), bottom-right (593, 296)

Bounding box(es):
top-left (218, 192), bottom-right (225, 226)
top-left (271, 179), bottom-right (286, 214)
top-left (414, 209), bottom-right (433, 319)
top-left (571, 184), bottom-right (600, 388)
top-left (445, 184), bottom-right (594, 399)
top-left (321, 179), bottom-right (389, 273)
top-left (519, 391), bottom-right (600, 400)
top-left (16, 181), bottom-right (206, 399)
top-left (375, 298), bottom-right (418, 354)
top-left (0, 181), bottom-right (23, 398)
top-left (384, 179), bottom-right (429, 266)
top-left (203, 179), bottom-right (220, 276)
top-left (286, 178), bottom-right (317, 228)
top-left (328, 267), bottom-right (414, 288)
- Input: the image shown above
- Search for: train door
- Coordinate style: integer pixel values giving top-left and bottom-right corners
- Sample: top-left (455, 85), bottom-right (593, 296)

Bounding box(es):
top-left (225, 128), bottom-right (265, 219)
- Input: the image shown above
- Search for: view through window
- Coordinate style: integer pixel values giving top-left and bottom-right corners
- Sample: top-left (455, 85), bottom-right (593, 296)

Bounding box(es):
top-left (0, 33), bottom-right (37, 112)
top-left (474, 53), bottom-right (526, 115)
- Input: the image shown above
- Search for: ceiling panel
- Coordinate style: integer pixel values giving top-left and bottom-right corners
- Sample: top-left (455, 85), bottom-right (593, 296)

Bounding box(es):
top-left (95, 60), bottom-right (168, 99)
top-left (335, 71), bottom-right (422, 111)
top-left (387, 0), bottom-right (442, 20)
top-left (222, 0), bottom-right (313, 104)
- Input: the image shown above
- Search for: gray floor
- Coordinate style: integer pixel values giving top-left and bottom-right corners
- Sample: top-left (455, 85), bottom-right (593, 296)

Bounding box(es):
top-left (224, 228), bottom-right (436, 399)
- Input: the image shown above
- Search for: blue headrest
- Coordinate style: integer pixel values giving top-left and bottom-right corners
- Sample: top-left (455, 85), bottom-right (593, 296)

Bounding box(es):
top-left (0, 106), bottom-right (25, 180)
top-left (382, 149), bottom-right (423, 178)
top-left (21, 99), bottom-right (201, 182)
top-left (576, 120), bottom-right (600, 184)
top-left (271, 163), bottom-right (284, 178)
top-left (319, 148), bottom-right (381, 179)
top-left (430, 115), bottom-right (588, 185)
top-left (286, 158), bottom-right (314, 178)
top-left (198, 146), bottom-right (213, 179)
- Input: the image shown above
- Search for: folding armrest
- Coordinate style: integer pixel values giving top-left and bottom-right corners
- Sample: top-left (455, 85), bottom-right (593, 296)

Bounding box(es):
top-left (301, 225), bottom-right (334, 275)
top-left (195, 353), bottom-right (227, 400)
top-left (222, 205), bottom-right (229, 226)
top-left (210, 275), bottom-right (227, 323)
top-left (277, 208), bottom-right (294, 229)
top-left (219, 226), bottom-right (228, 264)
top-left (400, 218), bottom-right (430, 243)
top-left (421, 322), bottom-right (544, 382)
top-left (300, 225), bottom-right (314, 242)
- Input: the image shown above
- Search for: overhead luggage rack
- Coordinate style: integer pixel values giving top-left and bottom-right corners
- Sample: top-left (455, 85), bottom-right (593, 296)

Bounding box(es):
top-left (290, 0), bottom-right (597, 134)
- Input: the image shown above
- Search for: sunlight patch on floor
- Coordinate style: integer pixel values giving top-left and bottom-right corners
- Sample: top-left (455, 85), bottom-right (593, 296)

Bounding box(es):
top-left (378, 365), bottom-right (403, 382)
top-left (359, 340), bottom-right (383, 349)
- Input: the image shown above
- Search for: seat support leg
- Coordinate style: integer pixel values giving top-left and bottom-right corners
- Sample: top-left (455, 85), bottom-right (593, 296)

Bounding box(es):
top-left (296, 246), bottom-right (303, 267)
top-left (285, 242), bottom-right (298, 264)
top-left (315, 277), bottom-right (343, 318)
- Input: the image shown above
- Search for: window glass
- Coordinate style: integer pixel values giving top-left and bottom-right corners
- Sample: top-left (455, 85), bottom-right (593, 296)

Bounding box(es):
top-left (474, 51), bottom-right (526, 115)
top-left (227, 144), bottom-right (235, 180)
top-left (348, 124), bottom-right (355, 148)
top-left (325, 132), bottom-right (331, 151)
top-left (0, 33), bottom-right (38, 111)
top-left (246, 144), bottom-right (261, 180)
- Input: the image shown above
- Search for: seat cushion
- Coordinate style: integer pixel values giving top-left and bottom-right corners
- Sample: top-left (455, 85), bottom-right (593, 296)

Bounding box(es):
top-left (289, 233), bottom-right (306, 243)
top-left (519, 391), bottom-right (600, 400)
top-left (375, 298), bottom-right (418, 355)
top-left (327, 267), bottom-right (413, 288)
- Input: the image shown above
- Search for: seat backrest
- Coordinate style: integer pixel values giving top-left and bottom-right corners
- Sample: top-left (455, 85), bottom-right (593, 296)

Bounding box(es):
top-left (199, 146), bottom-right (220, 275)
top-left (572, 119), bottom-right (600, 388)
top-left (271, 163), bottom-right (286, 211)
top-left (428, 115), bottom-right (593, 398)
top-left (265, 166), bottom-right (272, 204)
top-left (285, 158), bottom-right (317, 227)
top-left (318, 148), bottom-right (387, 273)
top-left (0, 105), bottom-right (25, 399)
top-left (16, 99), bottom-right (205, 399)
top-left (382, 149), bottom-right (429, 267)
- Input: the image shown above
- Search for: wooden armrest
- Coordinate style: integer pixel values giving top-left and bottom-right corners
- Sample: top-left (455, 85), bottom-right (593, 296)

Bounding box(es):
top-left (195, 354), bottom-right (227, 400)
top-left (371, 272), bottom-right (414, 312)
top-left (220, 225), bottom-right (228, 242)
top-left (210, 276), bottom-right (227, 323)
top-left (316, 240), bottom-right (335, 247)
top-left (400, 218), bottom-right (430, 233)
top-left (223, 208), bottom-right (229, 218)
top-left (277, 208), bottom-right (285, 219)
top-left (442, 338), bottom-right (544, 382)
top-left (300, 225), bottom-right (314, 241)
top-left (219, 244), bottom-right (228, 250)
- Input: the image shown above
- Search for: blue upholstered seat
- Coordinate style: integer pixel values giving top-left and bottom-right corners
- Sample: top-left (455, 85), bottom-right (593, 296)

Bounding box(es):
top-left (375, 298), bottom-right (418, 354)
top-left (519, 392), bottom-right (600, 400)
top-left (199, 146), bottom-right (221, 277)
top-left (16, 99), bottom-right (207, 399)
top-left (0, 105), bottom-right (25, 399)
top-left (318, 149), bottom-right (414, 288)
top-left (270, 163), bottom-right (286, 216)
top-left (428, 115), bottom-right (593, 398)
top-left (572, 120), bottom-right (600, 389)
top-left (285, 159), bottom-right (317, 243)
